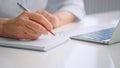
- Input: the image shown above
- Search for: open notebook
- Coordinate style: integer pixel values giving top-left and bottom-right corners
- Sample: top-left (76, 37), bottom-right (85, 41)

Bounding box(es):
top-left (0, 34), bottom-right (69, 52)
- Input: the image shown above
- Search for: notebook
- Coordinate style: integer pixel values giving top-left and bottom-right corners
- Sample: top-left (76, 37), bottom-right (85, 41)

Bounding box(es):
top-left (0, 34), bottom-right (69, 52)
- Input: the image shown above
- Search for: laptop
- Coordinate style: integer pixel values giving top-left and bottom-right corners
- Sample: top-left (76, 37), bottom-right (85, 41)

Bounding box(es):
top-left (70, 20), bottom-right (120, 45)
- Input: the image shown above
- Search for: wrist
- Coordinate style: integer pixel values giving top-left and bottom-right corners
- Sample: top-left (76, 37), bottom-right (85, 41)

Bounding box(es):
top-left (52, 15), bottom-right (60, 28)
top-left (0, 18), bottom-right (9, 36)
top-left (53, 11), bottom-right (76, 27)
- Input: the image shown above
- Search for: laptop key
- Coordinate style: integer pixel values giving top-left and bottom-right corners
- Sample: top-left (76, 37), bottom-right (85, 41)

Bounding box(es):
top-left (76, 28), bottom-right (114, 41)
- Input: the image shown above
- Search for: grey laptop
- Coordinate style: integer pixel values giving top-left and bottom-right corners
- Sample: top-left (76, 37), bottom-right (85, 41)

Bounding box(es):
top-left (70, 20), bottom-right (120, 45)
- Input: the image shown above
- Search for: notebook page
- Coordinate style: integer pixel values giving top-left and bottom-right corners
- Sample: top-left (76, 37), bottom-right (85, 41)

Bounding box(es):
top-left (0, 34), bottom-right (69, 51)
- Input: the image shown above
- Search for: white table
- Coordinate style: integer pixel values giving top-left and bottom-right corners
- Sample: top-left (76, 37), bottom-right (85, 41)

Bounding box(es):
top-left (0, 11), bottom-right (120, 68)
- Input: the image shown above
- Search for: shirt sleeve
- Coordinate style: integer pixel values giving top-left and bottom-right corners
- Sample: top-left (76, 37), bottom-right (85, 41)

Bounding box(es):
top-left (54, 0), bottom-right (86, 21)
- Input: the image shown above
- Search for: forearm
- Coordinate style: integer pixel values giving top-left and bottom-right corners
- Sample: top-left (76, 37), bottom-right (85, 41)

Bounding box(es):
top-left (0, 18), bottom-right (9, 36)
top-left (53, 11), bottom-right (76, 27)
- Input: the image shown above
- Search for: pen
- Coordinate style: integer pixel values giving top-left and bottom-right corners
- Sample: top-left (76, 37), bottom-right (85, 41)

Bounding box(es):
top-left (17, 2), bottom-right (29, 11)
top-left (17, 2), bottom-right (55, 36)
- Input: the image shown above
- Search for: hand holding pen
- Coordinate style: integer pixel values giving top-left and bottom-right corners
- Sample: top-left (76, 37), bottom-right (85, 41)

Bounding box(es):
top-left (1, 3), bottom-right (56, 40)
top-left (17, 2), bottom-right (55, 36)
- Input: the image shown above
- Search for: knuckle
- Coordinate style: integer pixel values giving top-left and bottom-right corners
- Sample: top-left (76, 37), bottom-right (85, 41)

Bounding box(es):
top-left (41, 10), bottom-right (46, 13)
top-left (31, 35), bottom-right (40, 40)
top-left (16, 33), bottom-right (23, 39)
top-left (22, 11), bottom-right (27, 14)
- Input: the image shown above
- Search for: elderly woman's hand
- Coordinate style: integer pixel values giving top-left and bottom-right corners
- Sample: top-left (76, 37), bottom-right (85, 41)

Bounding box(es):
top-left (36, 10), bottom-right (60, 28)
top-left (1, 11), bottom-right (53, 40)
top-left (36, 10), bottom-right (75, 28)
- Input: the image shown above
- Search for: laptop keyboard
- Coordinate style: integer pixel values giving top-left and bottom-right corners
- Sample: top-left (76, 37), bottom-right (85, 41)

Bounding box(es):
top-left (77, 28), bottom-right (114, 41)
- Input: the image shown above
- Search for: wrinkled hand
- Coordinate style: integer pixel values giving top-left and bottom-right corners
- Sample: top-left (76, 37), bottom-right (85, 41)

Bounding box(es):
top-left (2, 11), bottom-right (53, 40)
top-left (36, 10), bottom-right (60, 28)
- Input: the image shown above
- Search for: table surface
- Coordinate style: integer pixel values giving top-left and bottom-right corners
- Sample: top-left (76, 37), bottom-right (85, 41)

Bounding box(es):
top-left (0, 11), bottom-right (120, 68)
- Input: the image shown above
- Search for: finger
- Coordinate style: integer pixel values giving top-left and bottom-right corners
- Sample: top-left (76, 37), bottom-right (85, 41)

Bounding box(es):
top-left (36, 11), bottom-right (54, 22)
top-left (14, 26), bottom-right (37, 40)
top-left (29, 13), bottom-right (53, 31)
top-left (22, 26), bottom-right (41, 40)
top-left (23, 30), bottom-right (39, 40)
top-left (36, 10), bottom-right (59, 27)
top-left (16, 12), bottom-right (48, 35)
top-left (17, 11), bottom-right (29, 19)
top-left (24, 20), bottom-right (48, 35)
